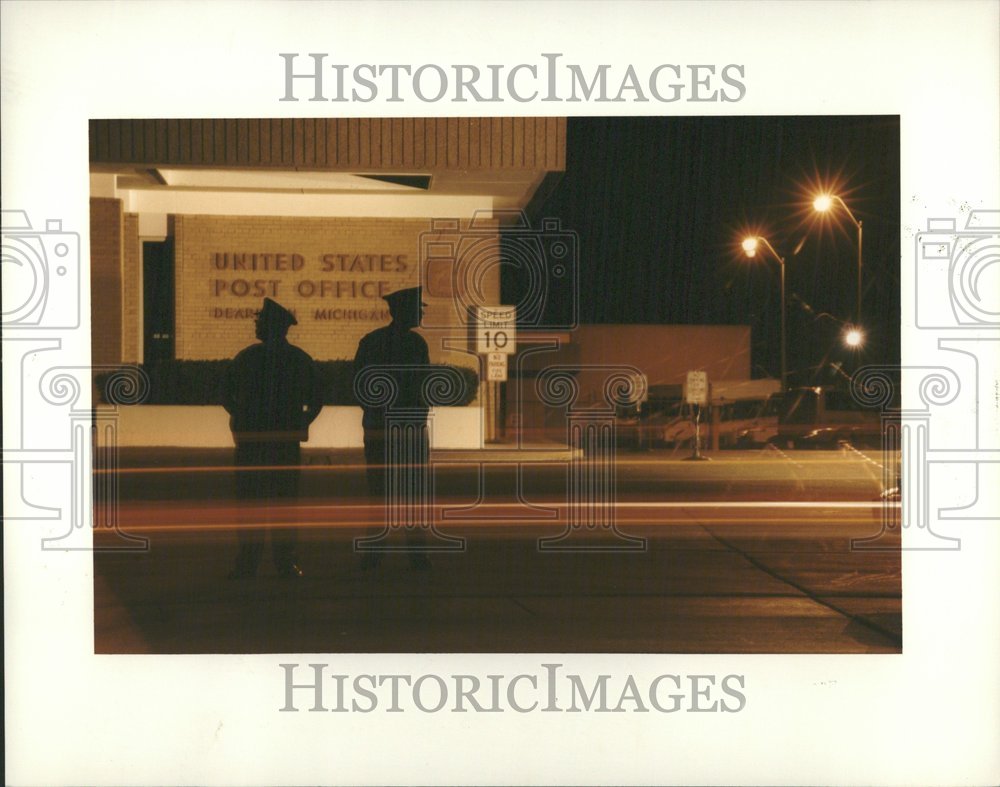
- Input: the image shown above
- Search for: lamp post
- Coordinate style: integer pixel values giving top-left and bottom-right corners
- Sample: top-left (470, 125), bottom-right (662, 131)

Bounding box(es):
top-left (742, 235), bottom-right (787, 390)
top-left (813, 194), bottom-right (863, 327)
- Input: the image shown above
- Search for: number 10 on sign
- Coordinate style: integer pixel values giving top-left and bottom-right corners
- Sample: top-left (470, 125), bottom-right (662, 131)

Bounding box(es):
top-left (482, 330), bottom-right (510, 351)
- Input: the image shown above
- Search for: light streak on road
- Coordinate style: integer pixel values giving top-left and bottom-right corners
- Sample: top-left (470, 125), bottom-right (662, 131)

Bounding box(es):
top-left (92, 451), bottom-right (902, 476)
top-left (95, 499), bottom-right (900, 534)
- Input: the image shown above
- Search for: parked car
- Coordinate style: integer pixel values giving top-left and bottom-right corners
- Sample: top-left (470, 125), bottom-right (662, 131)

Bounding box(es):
top-left (773, 387), bottom-right (884, 449)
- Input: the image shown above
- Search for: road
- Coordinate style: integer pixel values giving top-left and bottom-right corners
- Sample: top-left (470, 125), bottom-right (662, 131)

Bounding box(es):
top-left (94, 446), bottom-right (901, 654)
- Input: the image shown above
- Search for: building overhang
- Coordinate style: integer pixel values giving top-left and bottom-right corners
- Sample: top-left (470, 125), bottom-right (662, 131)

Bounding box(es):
top-left (89, 118), bottom-right (566, 221)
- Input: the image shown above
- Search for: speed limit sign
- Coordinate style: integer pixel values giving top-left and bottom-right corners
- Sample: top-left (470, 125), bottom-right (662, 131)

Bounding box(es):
top-left (474, 306), bottom-right (516, 354)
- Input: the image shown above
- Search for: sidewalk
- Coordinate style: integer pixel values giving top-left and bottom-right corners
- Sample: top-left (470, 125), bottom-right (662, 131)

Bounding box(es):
top-left (114, 442), bottom-right (583, 468)
top-left (112, 443), bottom-right (885, 469)
top-left (94, 516), bottom-right (902, 654)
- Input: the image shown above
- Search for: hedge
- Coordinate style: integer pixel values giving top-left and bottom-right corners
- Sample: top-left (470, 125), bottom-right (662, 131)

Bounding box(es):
top-left (94, 359), bottom-right (479, 407)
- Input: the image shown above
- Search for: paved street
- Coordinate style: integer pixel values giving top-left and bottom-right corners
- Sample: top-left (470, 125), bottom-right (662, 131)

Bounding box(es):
top-left (94, 447), bottom-right (901, 654)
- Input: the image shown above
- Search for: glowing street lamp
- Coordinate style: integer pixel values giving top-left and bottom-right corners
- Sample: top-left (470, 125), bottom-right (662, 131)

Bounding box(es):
top-left (742, 235), bottom-right (787, 390)
top-left (813, 193), bottom-right (863, 325)
top-left (812, 194), bottom-right (833, 213)
top-left (844, 326), bottom-right (864, 348)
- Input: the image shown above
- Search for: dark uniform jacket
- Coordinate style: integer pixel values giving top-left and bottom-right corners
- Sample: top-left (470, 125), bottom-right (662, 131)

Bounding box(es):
top-left (353, 325), bottom-right (430, 430)
top-left (224, 340), bottom-right (323, 443)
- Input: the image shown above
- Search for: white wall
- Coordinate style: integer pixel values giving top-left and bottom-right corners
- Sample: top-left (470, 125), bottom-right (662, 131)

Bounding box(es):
top-left (100, 406), bottom-right (483, 449)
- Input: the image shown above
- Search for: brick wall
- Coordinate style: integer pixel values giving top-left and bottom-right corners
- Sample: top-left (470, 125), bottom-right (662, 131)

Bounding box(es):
top-left (90, 198), bottom-right (123, 365)
top-left (173, 214), bottom-right (499, 367)
top-left (122, 213), bottom-right (141, 362)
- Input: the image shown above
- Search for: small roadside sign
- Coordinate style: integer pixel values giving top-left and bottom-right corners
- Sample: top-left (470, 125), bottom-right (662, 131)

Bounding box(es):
top-left (486, 352), bottom-right (508, 382)
top-left (474, 306), bottom-right (517, 354)
top-left (685, 371), bottom-right (708, 405)
top-left (683, 370), bottom-right (711, 461)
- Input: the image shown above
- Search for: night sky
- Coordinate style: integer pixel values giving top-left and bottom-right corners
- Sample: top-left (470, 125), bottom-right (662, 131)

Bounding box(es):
top-left (508, 116), bottom-right (900, 387)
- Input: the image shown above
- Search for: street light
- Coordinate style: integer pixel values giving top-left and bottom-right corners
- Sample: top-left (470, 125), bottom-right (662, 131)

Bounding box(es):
top-left (798, 299), bottom-right (866, 351)
top-left (813, 193), bottom-right (863, 326)
top-left (742, 235), bottom-right (787, 390)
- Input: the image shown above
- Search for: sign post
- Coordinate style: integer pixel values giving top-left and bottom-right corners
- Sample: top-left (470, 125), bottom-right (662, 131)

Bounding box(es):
top-left (473, 306), bottom-right (516, 443)
top-left (683, 370), bottom-right (710, 461)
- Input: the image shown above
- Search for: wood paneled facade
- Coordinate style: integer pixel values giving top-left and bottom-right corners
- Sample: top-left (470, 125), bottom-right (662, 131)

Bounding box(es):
top-left (89, 118), bottom-right (566, 171)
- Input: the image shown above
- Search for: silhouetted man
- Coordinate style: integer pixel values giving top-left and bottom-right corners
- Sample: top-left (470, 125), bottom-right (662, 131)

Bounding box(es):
top-left (224, 297), bottom-right (322, 578)
top-left (353, 286), bottom-right (432, 570)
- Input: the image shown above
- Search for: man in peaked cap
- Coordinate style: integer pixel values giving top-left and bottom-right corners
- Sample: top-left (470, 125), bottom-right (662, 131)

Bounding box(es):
top-left (353, 286), bottom-right (432, 570)
top-left (224, 297), bottom-right (323, 578)
top-left (258, 296), bottom-right (298, 330)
